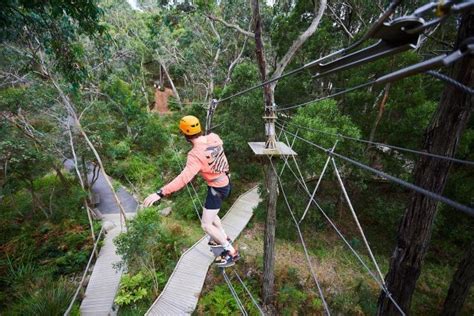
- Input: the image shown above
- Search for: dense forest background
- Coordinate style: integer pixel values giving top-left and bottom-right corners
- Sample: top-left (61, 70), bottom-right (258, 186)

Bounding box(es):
top-left (0, 0), bottom-right (473, 315)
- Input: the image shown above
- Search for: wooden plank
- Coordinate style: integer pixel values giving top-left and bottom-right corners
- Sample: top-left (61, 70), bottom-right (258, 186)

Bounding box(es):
top-left (146, 186), bottom-right (259, 315)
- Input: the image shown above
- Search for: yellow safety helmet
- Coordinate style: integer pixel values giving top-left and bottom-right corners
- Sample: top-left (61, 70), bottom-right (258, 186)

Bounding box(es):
top-left (179, 115), bottom-right (202, 136)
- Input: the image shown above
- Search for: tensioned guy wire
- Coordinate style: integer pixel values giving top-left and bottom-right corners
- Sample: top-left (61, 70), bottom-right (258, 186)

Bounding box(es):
top-left (231, 269), bottom-right (265, 316)
top-left (280, 146), bottom-right (406, 315)
top-left (222, 269), bottom-right (248, 316)
top-left (269, 158), bottom-right (331, 316)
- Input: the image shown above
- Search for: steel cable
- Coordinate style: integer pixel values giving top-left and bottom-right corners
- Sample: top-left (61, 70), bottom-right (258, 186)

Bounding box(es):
top-left (277, 127), bottom-right (474, 217)
top-left (279, 154), bottom-right (406, 315)
top-left (231, 269), bottom-right (265, 316)
top-left (222, 269), bottom-right (248, 316)
top-left (269, 158), bottom-right (331, 316)
top-left (279, 120), bottom-right (474, 166)
top-left (426, 70), bottom-right (474, 95)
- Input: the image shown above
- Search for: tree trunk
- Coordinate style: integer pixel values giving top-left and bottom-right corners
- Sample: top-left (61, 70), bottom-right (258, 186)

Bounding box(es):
top-left (377, 12), bottom-right (474, 315)
top-left (441, 241), bottom-right (474, 316)
top-left (263, 161), bottom-right (278, 311)
top-left (251, 0), bottom-right (278, 311)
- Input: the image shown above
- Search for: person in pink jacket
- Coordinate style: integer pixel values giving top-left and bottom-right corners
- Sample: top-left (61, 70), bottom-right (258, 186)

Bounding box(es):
top-left (143, 115), bottom-right (239, 267)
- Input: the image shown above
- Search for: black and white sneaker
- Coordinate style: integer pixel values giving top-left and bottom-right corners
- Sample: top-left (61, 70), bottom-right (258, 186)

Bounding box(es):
top-left (208, 237), bottom-right (233, 247)
top-left (216, 250), bottom-right (240, 268)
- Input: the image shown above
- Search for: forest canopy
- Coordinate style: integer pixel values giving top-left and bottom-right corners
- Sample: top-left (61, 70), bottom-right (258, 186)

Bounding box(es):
top-left (0, 0), bottom-right (473, 315)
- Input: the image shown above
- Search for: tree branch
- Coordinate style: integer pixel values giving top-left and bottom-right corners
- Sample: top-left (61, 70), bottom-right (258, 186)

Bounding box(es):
top-left (327, 4), bottom-right (353, 39)
top-left (206, 14), bottom-right (255, 38)
top-left (270, 0), bottom-right (327, 86)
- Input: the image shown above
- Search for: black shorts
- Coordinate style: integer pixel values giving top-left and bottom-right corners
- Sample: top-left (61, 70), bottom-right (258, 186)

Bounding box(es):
top-left (204, 182), bottom-right (232, 209)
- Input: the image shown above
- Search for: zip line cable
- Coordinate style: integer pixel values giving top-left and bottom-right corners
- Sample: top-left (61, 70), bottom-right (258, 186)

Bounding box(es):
top-left (215, 0), bottom-right (404, 105)
top-left (276, 81), bottom-right (376, 112)
top-left (279, 154), bottom-right (406, 315)
top-left (279, 120), bottom-right (474, 166)
top-left (222, 269), bottom-right (248, 316)
top-left (231, 269), bottom-right (265, 316)
top-left (277, 126), bottom-right (474, 217)
top-left (215, 1), bottom-right (472, 106)
top-left (269, 158), bottom-right (331, 316)
top-left (276, 51), bottom-right (474, 113)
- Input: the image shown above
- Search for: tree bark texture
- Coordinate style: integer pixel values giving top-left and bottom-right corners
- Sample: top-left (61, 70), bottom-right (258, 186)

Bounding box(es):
top-left (441, 241), bottom-right (474, 316)
top-left (263, 161), bottom-right (278, 310)
top-left (251, 0), bottom-right (278, 310)
top-left (377, 12), bottom-right (474, 315)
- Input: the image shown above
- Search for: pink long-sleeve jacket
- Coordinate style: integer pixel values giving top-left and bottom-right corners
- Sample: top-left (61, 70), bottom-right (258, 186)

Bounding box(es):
top-left (161, 133), bottom-right (229, 196)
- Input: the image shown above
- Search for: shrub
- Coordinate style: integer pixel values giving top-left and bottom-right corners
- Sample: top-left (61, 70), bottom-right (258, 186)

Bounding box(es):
top-left (115, 272), bottom-right (151, 307)
top-left (198, 284), bottom-right (242, 315)
top-left (277, 284), bottom-right (308, 314)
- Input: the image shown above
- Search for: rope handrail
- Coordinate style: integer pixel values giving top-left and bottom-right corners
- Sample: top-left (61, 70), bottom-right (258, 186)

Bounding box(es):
top-left (277, 126), bottom-right (474, 217)
top-left (64, 226), bottom-right (106, 316)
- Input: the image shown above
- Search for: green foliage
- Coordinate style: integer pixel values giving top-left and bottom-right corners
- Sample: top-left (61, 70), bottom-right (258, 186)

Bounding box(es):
top-left (114, 208), bottom-right (162, 268)
top-left (110, 153), bottom-right (157, 186)
top-left (9, 278), bottom-right (75, 316)
top-left (109, 139), bottom-right (132, 160)
top-left (291, 99), bottom-right (362, 171)
top-left (114, 208), bottom-right (185, 273)
top-left (218, 62), bottom-right (264, 180)
top-left (277, 283), bottom-right (308, 314)
top-left (1, 1), bottom-right (472, 314)
top-left (115, 272), bottom-right (151, 307)
top-left (0, 174), bottom-right (96, 312)
top-left (0, 87), bottom-right (29, 112)
top-left (274, 99), bottom-right (362, 238)
top-left (0, 0), bottom-right (105, 83)
top-left (199, 283), bottom-right (245, 315)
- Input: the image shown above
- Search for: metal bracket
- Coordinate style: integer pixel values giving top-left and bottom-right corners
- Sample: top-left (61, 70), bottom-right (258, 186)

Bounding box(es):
top-left (312, 17), bottom-right (424, 79)
top-left (375, 37), bottom-right (474, 85)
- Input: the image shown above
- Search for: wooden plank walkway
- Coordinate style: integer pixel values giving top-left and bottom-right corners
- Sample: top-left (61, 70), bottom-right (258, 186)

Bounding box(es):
top-left (146, 186), bottom-right (261, 315)
top-left (80, 213), bottom-right (135, 315)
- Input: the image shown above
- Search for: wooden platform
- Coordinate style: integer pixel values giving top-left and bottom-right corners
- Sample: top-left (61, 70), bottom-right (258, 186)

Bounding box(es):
top-left (248, 141), bottom-right (297, 156)
top-left (146, 187), bottom-right (261, 315)
top-left (80, 213), bottom-right (135, 315)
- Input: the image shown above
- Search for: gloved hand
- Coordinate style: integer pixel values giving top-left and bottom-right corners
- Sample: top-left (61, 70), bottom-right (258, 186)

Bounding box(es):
top-left (143, 193), bottom-right (161, 207)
